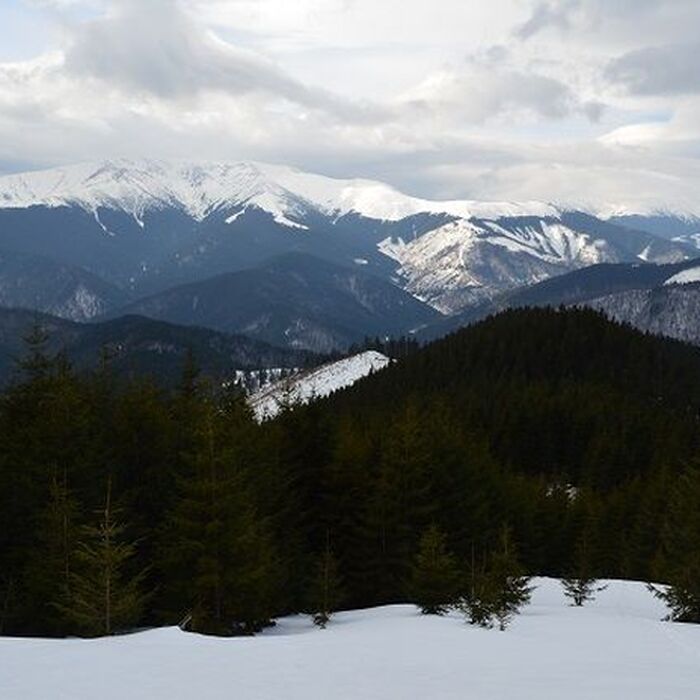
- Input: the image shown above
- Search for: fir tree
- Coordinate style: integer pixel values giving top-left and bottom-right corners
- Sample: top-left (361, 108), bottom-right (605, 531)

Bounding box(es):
top-left (460, 527), bottom-right (533, 631)
top-left (306, 532), bottom-right (344, 628)
top-left (17, 320), bottom-right (53, 381)
top-left (24, 471), bottom-right (81, 634)
top-left (561, 531), bottom-right (606, 607)
top-left (488, 526), bottom-right (533, 631)
top-left (165, 392), bottom-right (280, 636)
top-left (651, 463), bottom-right (700, 623)
top-left (60, 477), bottom-right (147, 636)
top-left (410, 524), bottom-right (460, 615)
top-left (458, 545), bottom-right (495, 628)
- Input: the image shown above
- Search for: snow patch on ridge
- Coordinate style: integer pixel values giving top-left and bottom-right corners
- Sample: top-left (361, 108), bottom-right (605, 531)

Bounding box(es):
top-left (249, 350), bottom-right (390, 420)
top-left (664, 265), bottom-right (700, 286)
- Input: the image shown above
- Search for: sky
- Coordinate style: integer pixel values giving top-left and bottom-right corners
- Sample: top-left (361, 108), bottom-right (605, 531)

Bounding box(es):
top-left (0, 0), bottom-right (699, 211)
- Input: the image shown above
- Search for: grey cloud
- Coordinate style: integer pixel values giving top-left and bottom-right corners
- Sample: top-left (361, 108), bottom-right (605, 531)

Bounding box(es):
top-left (605, 43), bottom-right (700, 96)
top-left (63, 0), bottom-right (384, 122)
top-left (515, 0), bottom-right (577, 40)
top-left (401, 54), bottom-right (597, 125)
top-left (516, 0), bottom-right (700, 42)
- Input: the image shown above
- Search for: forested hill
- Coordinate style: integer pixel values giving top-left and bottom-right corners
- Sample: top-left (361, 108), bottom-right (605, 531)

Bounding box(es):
top-left (316, 307), bottom-right (700, 489)
top-left (3, 306), bottom-right (700, 639)
top-left (0, 307), bottom-right (315, 386)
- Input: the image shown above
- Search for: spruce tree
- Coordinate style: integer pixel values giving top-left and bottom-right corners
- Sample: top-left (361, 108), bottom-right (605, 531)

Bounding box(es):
top-left (24, 471), bottom-right (81, 634)
top-left (561, 531), bottom-right (606, 607)
top-left (488, 526), bottom-right (533, 631)
top-left (165, 391), bottom-right (280, 636)
top-left (306, 532), bottom-right (344, 628)
top-left (458, 545), bottom-right (495, 628)
top-left (460, 527), bottom-right (533, 631)
top-left (60, 477), bottom-right (147, 636)
top-left (17, 321), bottom-right (53, 381)
top-left (651, 463), bottom-right (700, 623)
top-left (410, 524), bottom-right (460, 615)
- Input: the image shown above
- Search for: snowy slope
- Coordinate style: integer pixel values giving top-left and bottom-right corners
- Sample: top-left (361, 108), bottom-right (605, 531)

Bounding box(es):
top-left (0, 159), bottom-right (559, 223)
top-left (1, 579), bottom-right (698, 700)
top-left (249, 350), bottom-right (390, 420)
top-left (380, 218), bottom-right (613, 311)
top-left (664, 265), bottom-right (700, 285)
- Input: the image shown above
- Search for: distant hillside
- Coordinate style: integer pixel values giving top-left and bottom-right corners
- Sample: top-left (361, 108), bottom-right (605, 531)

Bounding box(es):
top-left (117, 253), bottom-right (440, 353)
top-left (0, 308), bottom-right (314, 386)
top-left (0, 248), bottom-right (129, 321)
top-left (421, 257), bottom-right (700, 341)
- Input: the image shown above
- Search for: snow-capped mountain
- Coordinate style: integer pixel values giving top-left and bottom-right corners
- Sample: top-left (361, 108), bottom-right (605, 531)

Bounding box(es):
top-left (600, 209), bottom-right (700, 248)
top-left (420, 257), bottom-right (700, 348)
top-left (0, 159), bottom-right (694, 320)
top-left (249, 350), bottom-right (390, 420)
top-left (0, 158), bottom-right (558, 223)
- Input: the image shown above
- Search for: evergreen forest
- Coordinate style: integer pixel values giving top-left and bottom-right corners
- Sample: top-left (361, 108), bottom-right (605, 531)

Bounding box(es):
top-left (2, 307), bottom-right (700, 636)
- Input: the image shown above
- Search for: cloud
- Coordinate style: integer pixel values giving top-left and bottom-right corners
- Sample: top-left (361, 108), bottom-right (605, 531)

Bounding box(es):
top-left (62, 0), bottom-right (383, 122)
top-left (398, 48), bottom-right (602, 125)
top-left (605, 43), bottom-right (700, 96)
top-left (515, 0), bottom-right (577, 40)
top-left (0, 0), bottom-right (698, 213)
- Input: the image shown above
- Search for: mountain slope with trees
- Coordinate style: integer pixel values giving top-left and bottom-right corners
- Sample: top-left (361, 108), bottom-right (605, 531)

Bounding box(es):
top-left (1, 307), bottom-right (699, 637)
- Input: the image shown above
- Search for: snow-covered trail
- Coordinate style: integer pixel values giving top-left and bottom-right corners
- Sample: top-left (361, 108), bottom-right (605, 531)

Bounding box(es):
top-left (1, 578), bottom-right (699, 700)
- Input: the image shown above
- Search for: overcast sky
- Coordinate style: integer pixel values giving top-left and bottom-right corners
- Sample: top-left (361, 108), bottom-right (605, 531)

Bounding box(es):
top-left (0, 0), bottom-right (699, 210)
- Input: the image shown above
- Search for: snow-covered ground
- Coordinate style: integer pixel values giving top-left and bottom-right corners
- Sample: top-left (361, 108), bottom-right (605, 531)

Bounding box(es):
top-left (249, 350), bottom-right (390, 420)
top-left (1, 578), bottom-right (699, 700)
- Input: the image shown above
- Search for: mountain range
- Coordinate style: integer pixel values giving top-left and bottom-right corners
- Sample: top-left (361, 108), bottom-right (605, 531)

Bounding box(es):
top-left (0, 307), bottom-right (313, 387)
top-left (0, 158), bottom-right (698, 353)
top-left (421, 257), bottom-right (700, 347)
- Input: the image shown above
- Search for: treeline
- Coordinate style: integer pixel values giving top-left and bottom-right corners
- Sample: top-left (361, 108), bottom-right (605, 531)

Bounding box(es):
top-left (1, 308), bottom-right (700, 637)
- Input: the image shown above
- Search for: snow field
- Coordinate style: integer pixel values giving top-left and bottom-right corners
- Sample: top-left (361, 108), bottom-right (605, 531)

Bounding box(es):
top-left (1, 578), bottom-right (699, 700)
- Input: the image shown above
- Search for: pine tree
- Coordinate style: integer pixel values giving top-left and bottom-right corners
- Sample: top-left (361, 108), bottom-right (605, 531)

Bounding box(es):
top-left (17, 320), bottom-right (53, 381)
top-left (306, 532), bottom-right (344, 628)
top-left (458, 544), bottom-right (495, 628)
top-left (460, 527), bottom-right (533, 631)
top-left (60, 477), bottom-right (147, 636)
top-left (489, 526), bottom-right (533, 631)
top-left (24, 471), bottom-right (81, 634)
top-left (410, 524), bottom-right (460, 615)
top-left (651, 463), bottom-right (700, 623)
top-left (165, 391), bottom-right (280, 636)
top-left (561, 530), bottom-right (606, 607)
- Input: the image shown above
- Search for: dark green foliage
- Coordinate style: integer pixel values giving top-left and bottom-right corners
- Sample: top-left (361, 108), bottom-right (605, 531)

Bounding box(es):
top-left (561, 526), bottom-right (607, 607)
top-left (2, 307), bottom-right (700, 636)
top-left (306, 534), bottom-right (344, 628)
top-left (651, 464), bottom-right (700, 622)
top-left (163, 389), bottom-right (280, 636)
top-left (410, 525), bottom-right (461, 615)
top-left (23, 472), bottom-right (81, 634)
top-left (459, 528), bottom-right (533, 630)
top-left (59, 478), bottom-right (147, 637)
top-left (487, 528), bottom-right (533, 631)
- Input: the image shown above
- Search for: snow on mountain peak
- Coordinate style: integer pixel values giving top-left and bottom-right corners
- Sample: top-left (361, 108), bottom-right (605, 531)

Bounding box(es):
top-left (0, 158), bottom-right (560, 224)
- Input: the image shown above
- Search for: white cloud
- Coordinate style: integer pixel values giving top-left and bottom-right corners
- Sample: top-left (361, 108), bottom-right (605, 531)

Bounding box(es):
top-left (0, 0), bottom-right (698, 211)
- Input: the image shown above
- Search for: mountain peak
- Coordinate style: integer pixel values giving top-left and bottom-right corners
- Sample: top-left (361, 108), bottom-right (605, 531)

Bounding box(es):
top-left (0, 158), bottom-right (559, 223)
